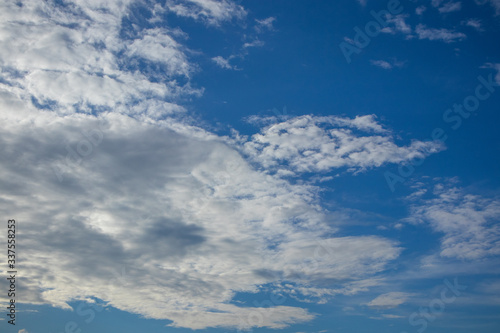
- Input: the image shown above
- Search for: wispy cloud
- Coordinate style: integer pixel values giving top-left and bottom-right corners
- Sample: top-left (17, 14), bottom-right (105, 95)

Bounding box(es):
top-left (416, 5), bottom-right (427, 15)
top-left (415, 24), bottom-right (466, 42)
top-left (382, 314), bottom-right (405, 318)
top-left (463, 18), bottom-right (483, 31)
top-left (404, 183), bottom-right (500, 260)
top-left (243, 39), bottom-right (265, 48)
top-left (437, 1), bottom-right (462, 13)
top-left (255, 16), bottom-right (276, 33)
top-left (367, 292), bottom-right (416, 308)
top-left (371, 60), bottom-right (393, 70)
top-left (382, 14), bottom-right (412, 35)
top-left (370, 59), bottom-right (406, 70)
top-left (165, 0), bottom-right (247, 25)
top-left (212, 55), bottom-right (237, 70)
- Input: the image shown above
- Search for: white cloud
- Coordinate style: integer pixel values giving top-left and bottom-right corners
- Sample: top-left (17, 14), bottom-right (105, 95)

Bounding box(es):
top-left (125, 28), bottom-right (193, 77)
top-left (165, 0), bottom-right (247, 25)
top-left (0, 0), bottom-right (460, 330)
top-left (432, 0), bottom-right (443, 6)
top-left (371, 60), bottom-right (393, 70)
top-left (404, 184), bottom-right (500, 260)
top-left (437, 1), bottom-right (462, 13)
top-left (370, 59), bottom-right (405, 70)
top-left (279, 278), bottom-right (385, 304)
top-left (382, 15), bottom-right (412, 35)
top-left (382, 314), bottom-right (405, 318)
top-left (212, 55), bottom-right (236, 69)
top-left (416, 5), bottom-right (427, 15)
top-left (243, 115), bottom-right (444, 175)
top-left (415, 24), bottom-right (466, 42)
top-left (0, 105), bottom-right (403, 329)
top-left (18, 330), bottom-right (28, 333)
top-left (0, 3), bottom-right (409, 323)
top-left (463, 18), bottom-right (483, 31)
top-left (0, 0), bottom-right (199, 117)
top-left (243, 39), bottom-right (265, 48)
top-left (255, 17), bottom-right (276, 33)
top-left (367, 292), bottom-right (415, 308)
top-left (0, 0), bottom-right (368, 329)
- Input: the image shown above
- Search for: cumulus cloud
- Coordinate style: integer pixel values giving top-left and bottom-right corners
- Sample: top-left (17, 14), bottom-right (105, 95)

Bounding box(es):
top-left (404, 184), bottom-right (500, 260)
top-left (243, 115), bottom-right (444, 176)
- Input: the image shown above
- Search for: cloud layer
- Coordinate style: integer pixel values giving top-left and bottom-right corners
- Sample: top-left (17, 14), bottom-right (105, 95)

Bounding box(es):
top-left (0, 0), bottom-right (479, 330)
top-left (0, 104), bottom-right (403, 329)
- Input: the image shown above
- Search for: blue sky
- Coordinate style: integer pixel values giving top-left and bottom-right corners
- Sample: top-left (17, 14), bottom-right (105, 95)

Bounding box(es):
top-left (1, 0), bottom-right (500, 332)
